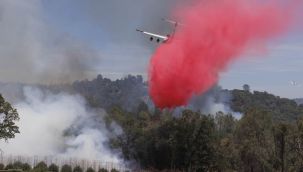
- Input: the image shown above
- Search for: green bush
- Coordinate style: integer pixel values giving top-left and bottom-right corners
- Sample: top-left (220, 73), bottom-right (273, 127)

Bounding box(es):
top-left (34, 161), bottom-right (48, 172)
top-left (61, 164), bottom-right (72, 172)
top-left (110, 169), bottom-right (119, 172)
top-left (5, 163), bottom-right (14, 170)
top-left (48, 163), bottom-right (59, 172)
top-left (86, 167), bottom-right (95, 172)
top-left (22, 163), bottom-right (32, 171)
top-left (35, 161), bottom-right (47, 169)
top-left (12, 161), bottom-right (23, 169)
top-left (98, 168), bottom-right (108, 172)
top-left (73, 166), bottom-right (83, 172)
top-left (0, 163), bottom-right (5, 170)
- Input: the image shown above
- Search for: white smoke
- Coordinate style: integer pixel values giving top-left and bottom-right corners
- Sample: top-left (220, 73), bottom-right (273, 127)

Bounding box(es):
top-left (187, 86), bottom-right (243, 119)
top-left (201, 97), bottom-right (243, 119)
top-left (0, 87), bottom-right (121, 163)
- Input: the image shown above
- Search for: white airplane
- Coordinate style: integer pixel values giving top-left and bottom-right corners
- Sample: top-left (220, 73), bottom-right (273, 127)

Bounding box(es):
top-left (290, 80), bottom-right (301, 87)
top-left (136, 18), bottom-right (182, 43)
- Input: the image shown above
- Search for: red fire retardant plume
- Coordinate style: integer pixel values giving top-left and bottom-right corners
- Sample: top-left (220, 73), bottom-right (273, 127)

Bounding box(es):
top-left (149, 0), bottom-right (299, 109)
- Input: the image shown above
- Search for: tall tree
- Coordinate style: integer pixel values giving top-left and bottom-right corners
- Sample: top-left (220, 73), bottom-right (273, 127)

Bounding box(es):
top-left (189, 115), bottom-right (217, 171)
top-left (235, 108), bottom-right (275, 171)
top-left (0, 94), bottom-right (19, 140)
top-left (273, 123), bottom-right (290, 172)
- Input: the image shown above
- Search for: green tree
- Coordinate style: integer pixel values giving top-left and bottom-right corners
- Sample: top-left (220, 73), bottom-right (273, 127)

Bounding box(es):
top-left (98, 168), bottom-right (108, 172)
top-left (273, 123), bottom-right (291, 172)
top-left (34, 161), bottom-right (48, 172)
top-left (188, 115), bottom-right (217, 172)
top-left (12, 161), bottom-right (23, 169)
top-left (215, 112), bottom-right (237, 137)
top-left (5, 164), bottom-right (14, 170)
top-left (48, 164), bottom-right (59, 172)
top-left (22, 163), bottom-right (31, 171)
top-left (243, 84), bottom-right (250, 92)
top-left (0, 164), bottom-right (4, 170)
top-left (73, 166), bottom-right (83, 172)
top-left (235, 108), bottom-right (275, 171)
top-left (0, 94), bottom-right (19, 140)
top-left (86, 167), bottom-right (95, 172)
top-left (288, 118), bottom-right (303, 170)
top-left (61, 165), bottom-right (72, 172)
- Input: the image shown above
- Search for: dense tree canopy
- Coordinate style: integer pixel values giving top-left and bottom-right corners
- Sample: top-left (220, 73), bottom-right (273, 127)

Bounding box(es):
top-left (0, 94), bottom-right (19, 140)
top-left (70, 75), bottom-right (303, 171)
top-left (2, 75), bottom-right (303, 171)
top-left (106, 104), bottom-right (303, 171)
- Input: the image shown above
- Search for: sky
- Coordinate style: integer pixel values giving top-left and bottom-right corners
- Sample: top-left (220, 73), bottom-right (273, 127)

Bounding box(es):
top-left (0, 0), bottom-right (302, 98)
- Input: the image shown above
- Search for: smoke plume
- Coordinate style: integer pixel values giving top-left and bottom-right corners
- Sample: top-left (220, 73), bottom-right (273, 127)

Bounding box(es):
top-left (0, 0), bottom-right (100, 84)
top-left (0, 87), bottom-right (121, 163)
top-left (149, 0), bottom-right (301, 108)
top-left (0, 0), bottom-right (192, 83)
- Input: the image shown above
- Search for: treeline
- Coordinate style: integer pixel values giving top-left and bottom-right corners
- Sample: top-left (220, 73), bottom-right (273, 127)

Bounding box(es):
top-left (0, 161), bottom-right (120, 172)
top-left (231, 89), bottom-right (303, 122)
top-left (3, 75), bottom-right (303, 171)
top-left (106, 105), bottom-right (303, 171)
top-left (72, 75), bottom-right (147, 111)
top-left (71, 75), bottom-right (303, 170)
top-left (72, 75), bottom-right (303, 122)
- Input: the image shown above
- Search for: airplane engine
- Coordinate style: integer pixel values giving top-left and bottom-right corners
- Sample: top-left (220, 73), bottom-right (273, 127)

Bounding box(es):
top-left (150, 37), bottom-right (153, 41)
top-left (157, 38), bottom-right (160, 43)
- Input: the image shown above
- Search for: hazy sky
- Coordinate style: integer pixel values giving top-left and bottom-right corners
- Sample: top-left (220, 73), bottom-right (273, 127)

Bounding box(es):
top-left (0, 0), bottom-right (302, 98)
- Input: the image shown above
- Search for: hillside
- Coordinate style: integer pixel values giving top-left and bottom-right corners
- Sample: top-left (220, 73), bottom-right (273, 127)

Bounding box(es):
top-left (1, 75), bottom-right (302, 122)
top-left (1, 75), bottom-right (303, 171)
top-left (231, 90), bottom-right (303, 122)
top-left (71, 75), bottom-right (303, 122)
top-left (294, 98), bottom-right (303, 105)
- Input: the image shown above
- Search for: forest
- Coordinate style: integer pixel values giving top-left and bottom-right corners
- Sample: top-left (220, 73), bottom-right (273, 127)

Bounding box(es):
top-left (72, 75), bottom-right (303, 171)
top-left (1, 75), bottom-right (303, 171)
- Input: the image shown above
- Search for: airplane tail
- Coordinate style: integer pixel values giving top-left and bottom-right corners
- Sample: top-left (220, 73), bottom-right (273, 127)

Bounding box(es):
top-left (162, 18), bottom-right (184, 27)
top-left (136, 29), bottom-right (144, 33)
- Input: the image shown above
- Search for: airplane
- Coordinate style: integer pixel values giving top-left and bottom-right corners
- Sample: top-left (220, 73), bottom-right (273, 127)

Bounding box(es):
top-left (136, 18), bottom-right (182, 43)
top-left (136, 29), bottom-right (170, 43)
top-left (290, 80), bottom-right (301, 87)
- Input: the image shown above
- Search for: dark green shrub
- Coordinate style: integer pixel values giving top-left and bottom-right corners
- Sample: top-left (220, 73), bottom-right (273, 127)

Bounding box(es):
top-left (0, 163), bottom-right (5, 170)
top-left (5, 163), bottom-right (14, 170)
top-left (48, 163), bottom-right (59, 172)
top-left (86, 167), bottom-right (95, 172)
top-left (98, 168), bottom-right (108, 172)
top-left (61, 164), bottom-right (72, 172)
top-left (34, 161), bottom-right (48, 172)
top-left (110, 169), bottom-right (119, 172)
top-left (35, 161), bottom-right (47, 169)
top-left (73, 166), bottom-right (83, 172)
top-left (12, 161), bottom-right (23, 169)
top-left (22, 163), bottom-right (32, 171)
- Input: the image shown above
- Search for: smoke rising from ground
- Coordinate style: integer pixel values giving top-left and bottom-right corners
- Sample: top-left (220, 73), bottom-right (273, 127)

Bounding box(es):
top-left (149, 0), bottom-right (301, 108)
top-left (0, 87), bottom-right (121, 163)
top-left (0, 1), bottom-right (100, 84)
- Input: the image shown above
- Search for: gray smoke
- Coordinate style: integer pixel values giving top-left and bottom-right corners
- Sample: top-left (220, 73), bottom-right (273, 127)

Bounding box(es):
top-left (0, 0), bottom-right (190, 84)
top-left (43, 0), bottom-right (189, 79)
top-left (0, 1), bottom-right (100, 83)
top-left (0, 86), bottom-right (122, 163)
top-left (188, 86), bottom-right (243, 119)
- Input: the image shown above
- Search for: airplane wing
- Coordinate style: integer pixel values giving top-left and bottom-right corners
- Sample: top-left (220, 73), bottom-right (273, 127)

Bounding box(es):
top-left (136, 29), bottom-right (168, 40)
